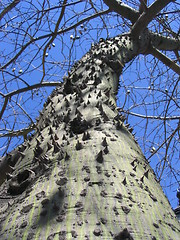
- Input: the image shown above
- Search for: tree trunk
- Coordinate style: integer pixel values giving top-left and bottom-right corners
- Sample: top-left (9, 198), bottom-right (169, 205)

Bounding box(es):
top-left (0, 32), bottom-right (179, 240)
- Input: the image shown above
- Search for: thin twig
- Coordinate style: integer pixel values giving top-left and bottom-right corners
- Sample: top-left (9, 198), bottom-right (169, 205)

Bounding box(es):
top-left (0, 82), bottom-right (62, 120)
top-left (0, 96), bottom-right (8, 121)
top-left (0, 9), bottom-right (110, 71)
top-left (123, 110), bottom-right (179, 121)
top-left (41, 0), bottom-right (67, 83)
top-left (0, 125), bottom-right (35, 138)
top-left (147, 125), bottom-right (179, 161)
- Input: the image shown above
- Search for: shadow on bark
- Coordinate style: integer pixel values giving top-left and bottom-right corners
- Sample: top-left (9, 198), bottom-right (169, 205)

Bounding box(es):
top-left (33, 188), bottom-right (65, 227)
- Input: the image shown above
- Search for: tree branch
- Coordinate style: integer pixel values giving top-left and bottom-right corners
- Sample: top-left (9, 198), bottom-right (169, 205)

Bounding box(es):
top-left (41, 0), bottom-right (67, 83)
top-left (103, 0), bottom-right (139, 23)
top-left (0, 0), bottom-right (20, 21)
top-left (139, 0), bottom-right (148, 14)
top-left (0, 82), bottom-right (62, 120)
top-left (5, 81), bottom-right (62, 98)
top-left (147, 123), bottom-right (179, 161)
top-left (0, 9), bottom-right (110, 71)
top-left (0, 125), bottom-right (35, 138)
top-left (123, 110), bottom-right (179, 121)
top-left (149, 32), bottom-right (180, 51)
top-left (148, 45), bottom-right (180, 75)
top-left (0, 96), bottom-right (8, 121)
top-left (131, 0), bottom-right (174, 37)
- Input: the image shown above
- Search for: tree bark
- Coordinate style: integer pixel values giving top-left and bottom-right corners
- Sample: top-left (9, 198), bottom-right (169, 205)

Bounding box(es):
top-left (0, 32), bottom-right (179, 240)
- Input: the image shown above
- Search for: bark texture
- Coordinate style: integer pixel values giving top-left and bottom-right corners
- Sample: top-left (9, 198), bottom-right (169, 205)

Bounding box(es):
top-left (0, 32), bottom-right (180, 240)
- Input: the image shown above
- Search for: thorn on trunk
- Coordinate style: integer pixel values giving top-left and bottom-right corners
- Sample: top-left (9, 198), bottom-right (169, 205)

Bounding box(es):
top-left (76, 140), bottom-right (83, 150)
top-left (69, 131), bottom-right (74, 138)
top-left (82, 132), bottom-right (90, 141)
top-left (49, 127), bottom-right (53, 135)
top-left (96, 150), bottom-right (104, 163)
top-left (122, 177), bottom-right (127, 185)
top-left (97, 90), bottom-right (102, 97)
top-left (133, 166), bottom-right (137, 172)
top-left (130, 160), bottom-right (136, 166)
top-left (105, 88), bottom-right (111, 97)
top-left (116, 121), bottom-right (122, 130)
top-left (47, 142), bottom-right (53, 150)
top-left (102, 111), bottom-right (109, 121)
top-left (104, 146), bottom-right (109, 154)
top-left (54, 134), bottom-right (59, 140)
top-left (144, 169), bottom-right (149, 179)
top-left (53, 143), bottom-right (61, 154)
top-left (62, 134), bottom-right (66, 140)
top-left (114, 228), bottom-right (134, 240)
top-left (65, 152), bottom-right (70, 161)
top-left (34, 146), bottom-right (43, 157)
top-left (128, 127), bottom-right (133, 133)
top-left (103, 99), bottom-right (109, 105)
top-left (140, 175), bottom-right (144, 183)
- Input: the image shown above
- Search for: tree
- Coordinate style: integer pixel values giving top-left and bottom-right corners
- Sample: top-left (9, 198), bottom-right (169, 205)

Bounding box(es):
top-left (0, 0), bottom-right (180, 239)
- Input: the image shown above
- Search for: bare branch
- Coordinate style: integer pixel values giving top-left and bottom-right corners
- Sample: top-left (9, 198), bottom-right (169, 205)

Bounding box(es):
top-left (149, 32), bottom-right (180, 51)
top-left (131, 0), bottom-right (174, 37)
top-left (0, 96), bottom-right (8, 121)
top-left (103, 0), bottom-right (139, 23)
top-left (12, 101), bottom-right (34, 125)
top-left (0, 39), bottom-right (33, 71)
top-left (139, 0), bottom-right (148, 14)
top-left (0, 0), bottom-right (20, 21)
top-left (174, 50), bottom-right (180, 64)
top-left (41, 0), bottom-right (67, 83)
top-left (0, 9), bottom-right (110, 71)
top-left (0, 125), bottom-right (35, 138)
top-left (122, 110), bottom-right (180, 121)
top-left (148, 45), bottom-right (180, 75)
top-left (5, 81), bottom-right (62, 98)
top-left (0, 82), bottom-right (62, 120)
top-left (147, 123), bottom-right (179, 161)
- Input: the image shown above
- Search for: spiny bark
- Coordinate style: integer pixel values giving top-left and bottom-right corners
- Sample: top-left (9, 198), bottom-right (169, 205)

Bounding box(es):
top-left (0, 32), bottom-right (180, 240)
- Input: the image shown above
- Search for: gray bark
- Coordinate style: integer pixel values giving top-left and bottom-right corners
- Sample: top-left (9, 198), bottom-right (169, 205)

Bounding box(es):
top-left (0, 31), bottom-right (179, 240)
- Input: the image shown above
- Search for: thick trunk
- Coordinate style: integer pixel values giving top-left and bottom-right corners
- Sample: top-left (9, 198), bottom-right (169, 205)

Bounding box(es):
top-left (0, 33), bottom-right (179, 240)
